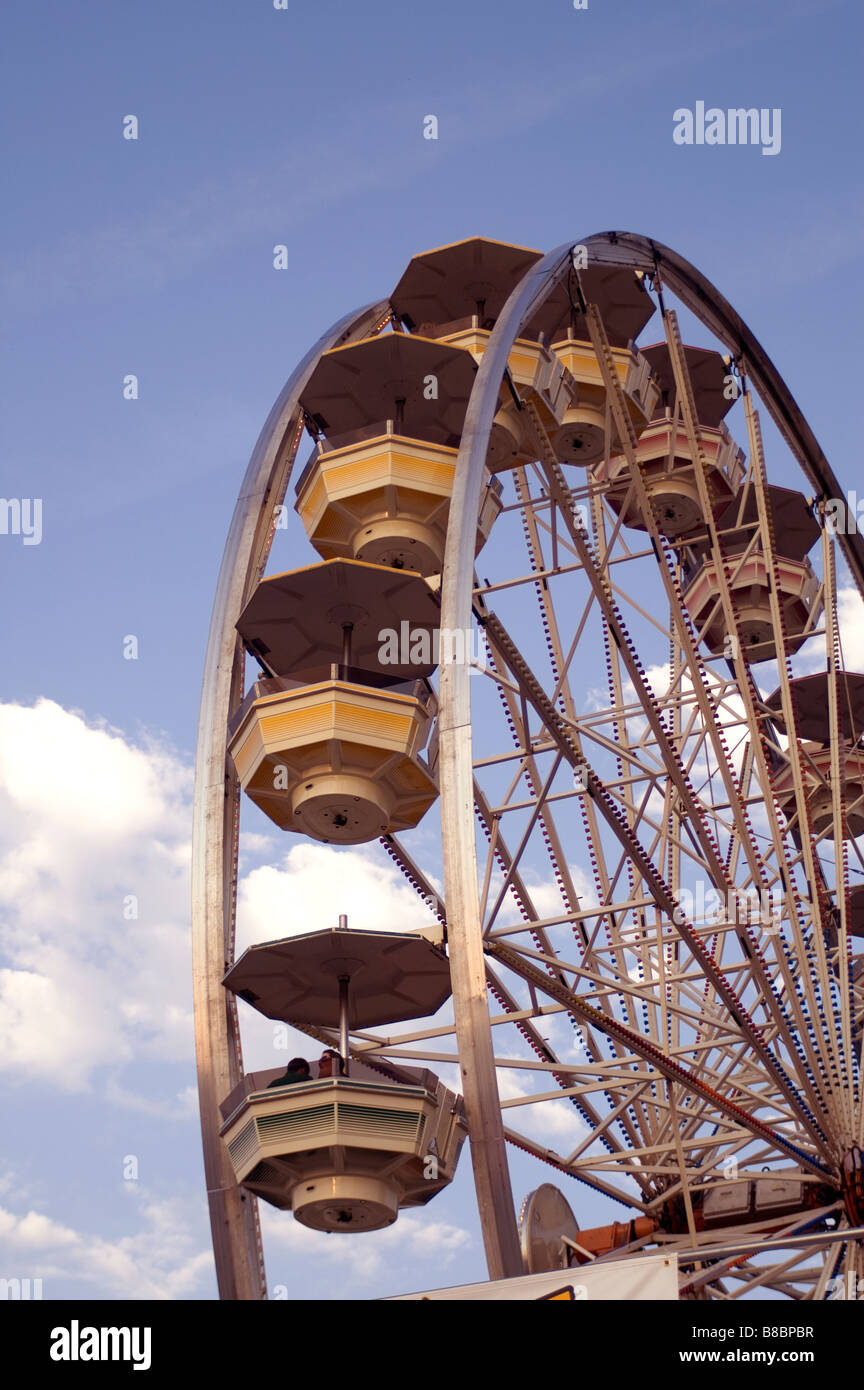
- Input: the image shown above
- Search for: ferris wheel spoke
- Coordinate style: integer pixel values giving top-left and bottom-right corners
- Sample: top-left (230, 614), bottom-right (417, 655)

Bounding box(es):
top-left (477, 600), bottom-right (832, 1155)
top-left (489, 938), bottom-right (833, 1177)
top-left (503, 1126), bottom-right (644, 1207)
top-left (731, 399), bottom-right (855, 1121)
top-left (474, 768), bottom-right (676, 1149)
top-left (476, 576), bottom-right (591, 932)
top-left (687, 1229), bottom-right (843, 1301)
top-left (379, 832), bottom-right (626, 1130)
top-left (479, 755), bottom-right (569, 934)
top-left (581, 312), bottom-right (833, 1017)
top-left (382, 829), bottom-right (629, 1141)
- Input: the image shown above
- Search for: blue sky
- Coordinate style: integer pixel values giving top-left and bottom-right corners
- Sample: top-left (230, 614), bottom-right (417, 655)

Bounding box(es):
top-left (1, 0), bottom-right (862, 1300)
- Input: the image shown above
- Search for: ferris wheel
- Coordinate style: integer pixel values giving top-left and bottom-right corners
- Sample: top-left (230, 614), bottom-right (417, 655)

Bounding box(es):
top-left (192, 233), bottom-right (864, 1301)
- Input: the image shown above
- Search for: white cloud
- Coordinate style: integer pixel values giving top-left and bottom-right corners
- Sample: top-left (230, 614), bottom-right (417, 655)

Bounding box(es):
top-left (768, 585), bottom-right (864, 679)
top-left (497, 1065), bottom-right (588, 1144)
top-left (516, 862), bottom-right (597, 924)
top-left (261, 1206), bottom-right (471, 1291)
top-left (236, 841), bottom-right (440, 952)
top-left (0, 699), bottom-right (193, 1090)
top-left (101, 1078), bottom-right (201, 1121)
top-left (0, 1171), bottom-right (27, 1201)
top-left (0, 1188), bottom-right (212, 1300)
top-left (238, 831), bottom-right (277, 858)
top-left (838, 586), bottom-right (864, 670)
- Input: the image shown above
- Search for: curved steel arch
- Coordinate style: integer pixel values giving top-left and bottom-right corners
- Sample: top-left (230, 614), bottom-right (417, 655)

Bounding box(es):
top-left (192, 298), bottom-right (390, 1300)
top-left (438, 232), bottom-right (862, 1276)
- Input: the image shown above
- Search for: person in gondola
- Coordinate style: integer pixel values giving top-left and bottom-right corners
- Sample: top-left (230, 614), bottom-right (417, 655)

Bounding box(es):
top-left (317, 1049), bottom-right (345, 1079)
top-left (266, 1057), bottom-right (311, 1088)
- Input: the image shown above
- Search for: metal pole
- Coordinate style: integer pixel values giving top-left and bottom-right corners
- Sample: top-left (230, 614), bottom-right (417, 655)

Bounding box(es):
top-left (338, 976), bottom-right (350, 1076)
top-left (670, 1226), bottom-right (864, 1264)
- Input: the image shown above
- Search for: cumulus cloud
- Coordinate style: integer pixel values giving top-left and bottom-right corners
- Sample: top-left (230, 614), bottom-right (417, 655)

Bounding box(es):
top-left (0, 699), bottom-right (193, 1090)
top-left (236, 840), bottom-right (440, 951)
top-left (261, 1206), bottom-right (472, 1295)
top-left (0, 1187), bottom-right (212, 1300)
top-left (497, 1064), bottom-right (588, 1144)
top-left (838, 586), bottom-right (864, 670)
